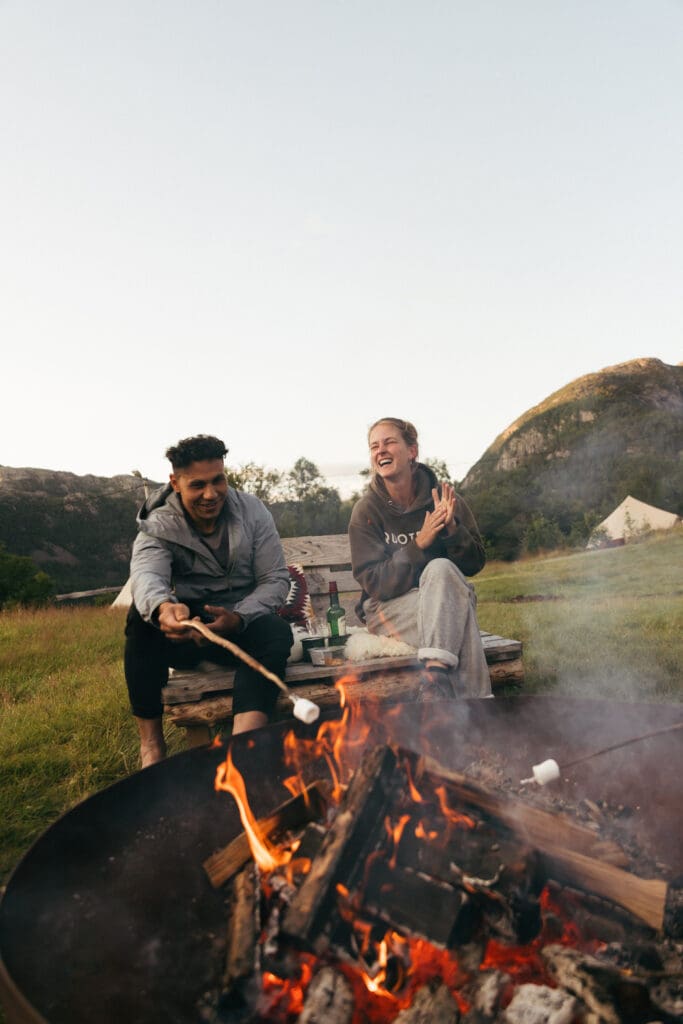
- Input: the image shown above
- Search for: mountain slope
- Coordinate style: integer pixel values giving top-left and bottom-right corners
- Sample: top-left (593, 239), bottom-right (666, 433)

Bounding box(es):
top-left (0, 468), bottom-right (159, 592)
top-left (460, 358), bottom-right (683, 559)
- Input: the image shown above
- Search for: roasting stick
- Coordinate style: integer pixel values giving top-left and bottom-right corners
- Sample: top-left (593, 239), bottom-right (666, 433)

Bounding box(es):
top-left (179, 618), bottom-right (320, 724)
top-left (521, 720), bottom-right (683, 786)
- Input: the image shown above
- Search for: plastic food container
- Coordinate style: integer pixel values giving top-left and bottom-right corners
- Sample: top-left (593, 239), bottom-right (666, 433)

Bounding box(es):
top-left (309, 646), bottom-right (347, 667)
top-left (301, 634), bottom-right (348, 663)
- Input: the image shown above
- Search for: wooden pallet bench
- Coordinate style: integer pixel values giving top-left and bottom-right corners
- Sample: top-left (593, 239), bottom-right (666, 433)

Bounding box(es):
top-left (162, 534), bottom-right (523, 746)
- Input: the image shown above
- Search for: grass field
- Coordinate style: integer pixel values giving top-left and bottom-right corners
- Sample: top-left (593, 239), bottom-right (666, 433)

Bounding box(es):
top-left (0, 531), bottom-right (681, 889)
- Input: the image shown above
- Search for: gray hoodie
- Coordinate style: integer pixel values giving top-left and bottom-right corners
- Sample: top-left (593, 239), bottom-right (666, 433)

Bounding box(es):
top-left (349, 463), bottom-right (485, 618)
top-left (130, 484), bottom-right (289, 626)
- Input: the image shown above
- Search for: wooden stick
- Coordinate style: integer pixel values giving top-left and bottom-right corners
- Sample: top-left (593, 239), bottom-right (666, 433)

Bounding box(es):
top-left (203, 780), bottom-right (330, 888)
top-left (180, 618), bottom-right (291, 696)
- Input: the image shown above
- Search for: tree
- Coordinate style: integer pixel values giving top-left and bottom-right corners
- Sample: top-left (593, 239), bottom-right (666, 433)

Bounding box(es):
top-left (424, 457), bottom-right (454, 484)
top-left (227, 462), bottom-right (284, 503)
top-left (286, 458), bottom-right (326, 501)
top-left (0, 545), bottom-right (55, 609)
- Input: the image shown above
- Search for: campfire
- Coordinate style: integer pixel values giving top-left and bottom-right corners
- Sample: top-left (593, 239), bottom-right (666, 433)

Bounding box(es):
top-left (200, 682), bottom-right (683, 1024)
top-left (1, 694), bottom-right (681, 1024)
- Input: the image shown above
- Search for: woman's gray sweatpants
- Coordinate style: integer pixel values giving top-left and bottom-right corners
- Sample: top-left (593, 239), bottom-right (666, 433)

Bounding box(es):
top-left (363, 558), bottom-right (492, 698)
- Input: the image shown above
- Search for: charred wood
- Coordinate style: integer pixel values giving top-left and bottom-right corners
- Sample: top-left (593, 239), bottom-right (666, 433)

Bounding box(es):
top-left (390, 980), bottom-right (461, 1023)
top-left (414, 754), bottom-right (666, 931)
top-left (418, 754), bottom-right (629, 868)
top-left (298, 967), bottom-right (354, 1024)
top-left (223, 865), bottom-right (261, 991)
top-left (362, 862), bottom-right (468, 946)
top-left (542, 943), bottom-right (668, 1024)
top-left (282, 746), bottom-right (399, 952)
top-left (502, 982), bottom-right (578, 1024)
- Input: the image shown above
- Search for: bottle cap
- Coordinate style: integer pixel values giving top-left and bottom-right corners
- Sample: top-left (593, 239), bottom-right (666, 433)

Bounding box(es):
top-left (329, 581), bottom-right (338, 593)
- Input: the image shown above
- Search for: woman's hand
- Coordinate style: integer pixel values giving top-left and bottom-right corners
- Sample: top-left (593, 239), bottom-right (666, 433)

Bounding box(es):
top-left (437, 482), bottom-right (458, 536)
top-left (415, 484), bottom-right (458, 548)
top-left (415, 501), bottom-right (449, 549)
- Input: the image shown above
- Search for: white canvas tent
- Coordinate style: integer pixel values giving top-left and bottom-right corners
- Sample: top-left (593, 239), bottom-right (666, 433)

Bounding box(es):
top-left (111, 578), bottom-right (133, 608)
top-left (587, 495), bottom-right (680, 548)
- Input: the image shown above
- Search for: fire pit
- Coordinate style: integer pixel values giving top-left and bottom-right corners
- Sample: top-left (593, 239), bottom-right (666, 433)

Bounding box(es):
top-left (1, 697), bottom-right (681, 1023)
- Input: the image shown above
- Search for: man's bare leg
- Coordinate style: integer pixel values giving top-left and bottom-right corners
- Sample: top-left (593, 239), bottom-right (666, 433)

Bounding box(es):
top-left (136, 716), bottom-right (167, 768)
top-left (232, 711), bottom-right (268, 735)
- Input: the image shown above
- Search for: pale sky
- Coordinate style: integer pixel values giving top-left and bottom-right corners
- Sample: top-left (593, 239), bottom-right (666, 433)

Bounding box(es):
top-left (1, 1), bottom-right (681, 487)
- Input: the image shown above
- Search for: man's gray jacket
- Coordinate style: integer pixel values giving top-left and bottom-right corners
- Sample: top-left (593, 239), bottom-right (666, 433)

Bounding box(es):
top-left (130, 484), bottom-right (290, 627)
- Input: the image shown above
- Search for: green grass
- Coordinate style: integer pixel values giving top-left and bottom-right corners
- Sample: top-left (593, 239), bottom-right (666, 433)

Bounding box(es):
top-left (0, 606), bottom-right (185, 886)
top-left (476, 530), bottom-right (683, 702)
top-left (0, 532), bottom-right (681, 889)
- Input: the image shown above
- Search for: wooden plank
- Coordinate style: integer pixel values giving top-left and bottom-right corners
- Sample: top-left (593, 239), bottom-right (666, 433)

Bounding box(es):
top-left (303, 567), bottom-right (357, 595)
top-left (282, 535), bottom-right (352, 567)
top-left (162, 644), bottom-right (523, 708)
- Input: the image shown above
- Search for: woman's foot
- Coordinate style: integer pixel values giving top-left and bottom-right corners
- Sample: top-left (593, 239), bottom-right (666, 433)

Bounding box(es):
top-left (416, 664), bottom-right (454, 701)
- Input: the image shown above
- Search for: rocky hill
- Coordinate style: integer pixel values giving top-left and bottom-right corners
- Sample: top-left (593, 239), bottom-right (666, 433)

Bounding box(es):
top-left (2, 358), bottom-right (681, 589)
top-left (0, 468), bottom-right (161, 594)
top-left (460, 358), bottom-right (683, 559)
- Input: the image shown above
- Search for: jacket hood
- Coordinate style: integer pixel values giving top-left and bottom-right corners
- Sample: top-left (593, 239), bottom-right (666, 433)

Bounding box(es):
top-left (369, 462), bottom-right (439, 514)
top-left (136, 482), bottom-right (174, 524)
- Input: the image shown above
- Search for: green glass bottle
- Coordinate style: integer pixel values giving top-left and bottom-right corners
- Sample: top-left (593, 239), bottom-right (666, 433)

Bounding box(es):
top-left (326, 581), bottom-right (347, 638)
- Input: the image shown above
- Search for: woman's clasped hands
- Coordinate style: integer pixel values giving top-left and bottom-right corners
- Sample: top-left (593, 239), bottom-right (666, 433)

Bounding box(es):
top-left (415, 482), bottom-right (458, 549)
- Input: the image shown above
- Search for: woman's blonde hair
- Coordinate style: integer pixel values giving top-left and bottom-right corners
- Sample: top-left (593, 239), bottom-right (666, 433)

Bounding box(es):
top-left (367, 417), bottom-right (419, 448)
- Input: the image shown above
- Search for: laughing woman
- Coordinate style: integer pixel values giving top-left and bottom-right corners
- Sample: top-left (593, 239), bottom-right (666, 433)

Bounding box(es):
top-left (348, 417), bottom-right (492, 700)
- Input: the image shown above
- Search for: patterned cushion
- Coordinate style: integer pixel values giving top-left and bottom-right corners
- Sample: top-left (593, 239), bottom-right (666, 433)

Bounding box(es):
top-left (278, 563), bottom-right (313, 627)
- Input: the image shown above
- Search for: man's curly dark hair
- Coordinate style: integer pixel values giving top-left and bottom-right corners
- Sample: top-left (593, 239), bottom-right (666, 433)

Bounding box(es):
top-left (165, 435), bottom-right (228, 470)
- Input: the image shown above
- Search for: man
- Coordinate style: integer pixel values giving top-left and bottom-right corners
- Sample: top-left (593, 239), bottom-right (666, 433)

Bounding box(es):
top-left (124, 434), bottom-right (292, 767)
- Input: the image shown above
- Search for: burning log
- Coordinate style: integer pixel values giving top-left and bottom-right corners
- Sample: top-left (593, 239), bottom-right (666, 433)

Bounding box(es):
top-left (503, 983), bottom-right (578, 1024)
top-left (282, 745), bottom-right (550, 955)
top-left (417, 753), bottom-right (668, 931)
top-left (282, 745), bottom-right (399, 953)
top-left (298, 967), bottom-right (354, 1024)
top-left (223, 864), bottom-right (261, 991)
top-left (538, 847), bottom-right (667, 932)
top-left (419, 754), bottom-right (630, 867)
top-left (542, 943), bottom-right (665, 1023)
top-left (203, 780), bottom-right (330, 887)
top-left (363, 863), bottom-right (468, 946)
top-left (390, 980), bottom-right (460, 1023)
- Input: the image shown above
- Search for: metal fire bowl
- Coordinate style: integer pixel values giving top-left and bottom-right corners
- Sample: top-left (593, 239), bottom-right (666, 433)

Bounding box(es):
top-left (1, 697), bottom-right (681, 1024)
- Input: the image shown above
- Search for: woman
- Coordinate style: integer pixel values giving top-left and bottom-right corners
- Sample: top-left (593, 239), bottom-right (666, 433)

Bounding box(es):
top-left (348, 417), bottom-right (492, 700)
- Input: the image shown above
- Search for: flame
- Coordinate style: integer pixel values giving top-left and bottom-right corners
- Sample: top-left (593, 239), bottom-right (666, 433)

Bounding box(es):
top-left (404, 756), bottom-right (425, 803)
top-left (434, 785), bottom-right (476, 829)
top-left (414, 820), bottom-right (438, 841)
top-left (385, 813), bottom-right (411, 869)
top-left (215, 747), bottom-right (289, 871)
top-left (260, 956), bottom-right (315, 1020)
